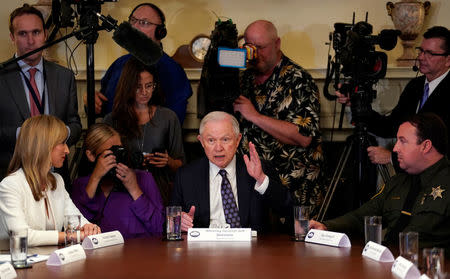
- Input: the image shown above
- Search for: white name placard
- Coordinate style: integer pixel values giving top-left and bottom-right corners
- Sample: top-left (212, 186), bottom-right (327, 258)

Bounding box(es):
top-left (304, 229), bottom-right (351, 247)
top-left (0, 263), bottom-right (16, 279)
top-left (82, 231), bottom-right (124, 250)
top-left (187, 228), bottom-right (252, 242)
top-left (46, 244), bottom-right (86, 266)
top-left (362, 241), bottom-right (395, 262)
top-left (391, 256), bottom-right (421, 279)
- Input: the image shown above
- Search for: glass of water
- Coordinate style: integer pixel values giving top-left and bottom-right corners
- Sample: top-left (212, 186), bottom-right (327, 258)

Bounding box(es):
top-left (399, 231), bottom-right (419, 266)
top-left (166, 206), bottom-right (182, 240)
top-left (364, 216), bottom-right (382, 244)
top-left (10, 228), bottom-right (28, 268)
top-left (423, 247), bottom-right (445, 278)
top-left (293, 206), bottom-right (310, 241)
top-left (64, 214), bottom-right (81, 246)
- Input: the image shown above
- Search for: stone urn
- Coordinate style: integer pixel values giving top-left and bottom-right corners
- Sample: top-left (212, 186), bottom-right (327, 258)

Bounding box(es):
top-left (386, 0), bottom-right (431, 66)
top-left (33, 0), bottom-right (58, 63)
top-left (33, 0), bottom-right (52, 20)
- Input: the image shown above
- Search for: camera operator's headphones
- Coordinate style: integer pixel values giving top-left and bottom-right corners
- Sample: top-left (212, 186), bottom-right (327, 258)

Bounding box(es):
top-left (130, 3), bottom-right (167, 41)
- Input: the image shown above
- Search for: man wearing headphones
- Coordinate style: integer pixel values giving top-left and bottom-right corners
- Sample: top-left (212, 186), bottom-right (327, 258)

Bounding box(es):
top-left (85, 3), bottom-right (192, 124)
top-left (336, 26), bottom-right (450, 166)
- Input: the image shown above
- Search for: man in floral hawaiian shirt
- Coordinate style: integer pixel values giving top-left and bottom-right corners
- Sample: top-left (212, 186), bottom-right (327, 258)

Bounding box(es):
top-left (233, 20), bottom-right (325, 214)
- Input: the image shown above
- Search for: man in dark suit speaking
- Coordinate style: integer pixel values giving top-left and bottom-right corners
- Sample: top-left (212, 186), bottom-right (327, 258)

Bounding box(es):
top-left (0, 4), bottom-right (81, 179)
top-left (171, 111), bottom-right (292, 232)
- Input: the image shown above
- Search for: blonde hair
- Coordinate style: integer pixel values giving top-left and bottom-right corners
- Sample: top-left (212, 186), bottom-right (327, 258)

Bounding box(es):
top-left (84, 123), bottom-right (119, 156)
top-left (8, 115), bottom-right (68, 201)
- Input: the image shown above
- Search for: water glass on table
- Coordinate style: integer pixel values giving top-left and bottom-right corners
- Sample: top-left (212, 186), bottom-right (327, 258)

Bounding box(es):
top-left (64, 214), bottom-right (81, 246)
top-left (9, 228), bottom-right (28, 268)
top-left (364, 216), bottom-right (382, 244)
top-left (399, 231), bottom-right (419, 266)
top-left (293, 206), bottom-right (310, 241)
top-left (166, 206), bottom-right (182, 240)
top-left (423, 247), bottom-right (445, 278)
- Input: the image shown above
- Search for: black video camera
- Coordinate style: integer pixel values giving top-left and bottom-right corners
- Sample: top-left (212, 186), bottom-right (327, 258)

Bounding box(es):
top-left (333, 21), bottom-right (399, 82)
top-left (323, 17), bottom-right (400, 127)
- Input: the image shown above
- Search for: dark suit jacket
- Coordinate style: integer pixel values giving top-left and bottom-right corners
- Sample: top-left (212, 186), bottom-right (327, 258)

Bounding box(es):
top-left (366, 73), bottom-right (450, 156)
top-left (0, 59), bottom-right (81, 176)
top-left (170, 157), bottom-right (292, 232)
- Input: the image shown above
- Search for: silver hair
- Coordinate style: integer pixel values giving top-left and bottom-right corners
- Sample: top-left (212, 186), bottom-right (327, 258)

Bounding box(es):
top-left (199, 111), bottom-right (240, 136)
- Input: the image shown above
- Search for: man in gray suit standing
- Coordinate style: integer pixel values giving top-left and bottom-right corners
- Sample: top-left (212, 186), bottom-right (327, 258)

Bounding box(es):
top-left (0, 4), bottom-right (81, 179)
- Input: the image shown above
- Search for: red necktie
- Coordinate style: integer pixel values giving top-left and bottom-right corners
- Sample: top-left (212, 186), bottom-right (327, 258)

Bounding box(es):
top-left (28, 68), bottom-right (42, 116)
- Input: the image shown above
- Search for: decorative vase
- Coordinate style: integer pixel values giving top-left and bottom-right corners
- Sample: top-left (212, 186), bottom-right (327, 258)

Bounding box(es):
top-left (32, 0), bottom-right (58, 63)
top-left (32, 0), bottom-right (52, 20)
top-left (386, 0), bottom-right (431, 67)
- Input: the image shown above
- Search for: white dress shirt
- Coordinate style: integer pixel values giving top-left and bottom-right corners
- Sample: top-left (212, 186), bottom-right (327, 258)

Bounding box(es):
top-left (208, 155), bottom-right (269, 228)
top-left (17, 57), bottom-right (49, 114)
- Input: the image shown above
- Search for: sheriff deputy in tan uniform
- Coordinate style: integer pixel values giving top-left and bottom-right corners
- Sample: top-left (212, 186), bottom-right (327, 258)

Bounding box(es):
top-left (310, 113), bottom-right (449, 253)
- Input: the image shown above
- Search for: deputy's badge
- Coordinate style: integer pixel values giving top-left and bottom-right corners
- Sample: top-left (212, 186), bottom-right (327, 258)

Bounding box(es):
top-left (430, 186), bottom-right (445, 200)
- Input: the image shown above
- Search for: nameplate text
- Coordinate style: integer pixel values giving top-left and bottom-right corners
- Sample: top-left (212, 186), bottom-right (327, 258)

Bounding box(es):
top-left (187, 228), bottom-right (251, 242)
top-left (46, 244), bottom-right (86, 266)
top-left (82, 230), bottom-right (124, 250)
top-left (305, 229), bottom-right (351, 247)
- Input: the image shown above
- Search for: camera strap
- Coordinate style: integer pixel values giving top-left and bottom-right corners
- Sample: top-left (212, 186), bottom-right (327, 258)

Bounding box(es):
top-left (384, 175), bottom-right (421, 244)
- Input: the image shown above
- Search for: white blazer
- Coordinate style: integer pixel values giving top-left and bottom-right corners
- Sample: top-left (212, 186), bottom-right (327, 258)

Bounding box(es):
top-left (0, 169), bottom-right (89, 248)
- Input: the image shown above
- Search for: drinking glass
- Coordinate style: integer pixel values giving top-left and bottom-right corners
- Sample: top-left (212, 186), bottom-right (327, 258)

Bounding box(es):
top-left (423, 247), bottom-right (445, 278)
top-left (10, 228), bottom-right (28, 268)
top-left (166, 206), bottom-right (182, 240)
top-left (64, 214), bottom-right (81, 246)
top-left (293, 206), bottom-right (310, 241)
top-left (399, 231), bottom-right (419, 266)
top-left (364, 216), bottom-right (382, 244)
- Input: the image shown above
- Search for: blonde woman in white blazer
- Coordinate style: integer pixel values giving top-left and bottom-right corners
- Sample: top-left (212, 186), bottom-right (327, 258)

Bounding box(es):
top-left (0, 115), bottom-right (100, 248)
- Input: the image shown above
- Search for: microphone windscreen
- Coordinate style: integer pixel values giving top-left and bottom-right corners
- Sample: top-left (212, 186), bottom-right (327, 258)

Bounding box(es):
top-left (412, 65), bottom-right (419, 72)
top-left (113, 21), bottom-right (163, 66)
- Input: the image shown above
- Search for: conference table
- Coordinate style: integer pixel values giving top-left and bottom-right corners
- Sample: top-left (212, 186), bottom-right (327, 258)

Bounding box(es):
top-left (17, 234), bottom-right (449, 279)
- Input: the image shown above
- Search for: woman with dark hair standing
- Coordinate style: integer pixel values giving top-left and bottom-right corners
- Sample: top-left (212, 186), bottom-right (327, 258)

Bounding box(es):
top-left (104, 57), bottom-right (185, 205)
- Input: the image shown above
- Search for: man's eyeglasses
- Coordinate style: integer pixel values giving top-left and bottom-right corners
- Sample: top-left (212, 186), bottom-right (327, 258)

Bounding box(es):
top-left (136, 82), bottom-right (157, 94)
top-left (129, 16), bottom-right (161, 28)
top-left (415, 47), bottom-right (449, 58)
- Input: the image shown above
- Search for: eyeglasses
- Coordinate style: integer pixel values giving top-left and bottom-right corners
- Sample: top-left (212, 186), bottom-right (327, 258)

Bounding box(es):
top-left (129, 16), bottom-right (161, 28)
top-left (415, 47), bottom-right (448, 58)
top-left (136, 82), bottom-right (157, 94)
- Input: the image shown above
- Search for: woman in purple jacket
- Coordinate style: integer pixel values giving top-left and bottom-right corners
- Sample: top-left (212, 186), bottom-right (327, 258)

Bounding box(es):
top-left (72, 124), bottom-right (164, 239)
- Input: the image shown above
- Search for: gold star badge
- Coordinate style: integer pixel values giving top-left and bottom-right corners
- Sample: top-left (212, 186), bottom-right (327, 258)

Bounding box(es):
top-left (430, 186), bottom-right (445, 200)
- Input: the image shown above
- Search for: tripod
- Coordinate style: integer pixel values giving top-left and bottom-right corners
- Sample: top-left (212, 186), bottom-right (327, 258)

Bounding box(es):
top-left (317, 114), bottom-right (381, 222)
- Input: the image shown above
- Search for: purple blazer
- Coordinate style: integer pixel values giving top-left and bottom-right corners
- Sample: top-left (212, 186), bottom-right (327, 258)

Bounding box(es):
top-left (72, 170), bottom-right (164, 239)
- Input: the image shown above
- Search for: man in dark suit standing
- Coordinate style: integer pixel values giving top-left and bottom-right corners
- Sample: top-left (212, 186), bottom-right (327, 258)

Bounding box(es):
top-left (337, 26), bottom-right (450, 166)
top-left (171, 111), bottom-right (291, 232)
top-left (0, 4), bottom-right (81, 179)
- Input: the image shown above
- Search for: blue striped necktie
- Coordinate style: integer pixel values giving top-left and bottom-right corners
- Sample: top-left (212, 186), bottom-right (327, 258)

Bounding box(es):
top-left (419, 83), bottom-right (429, 110)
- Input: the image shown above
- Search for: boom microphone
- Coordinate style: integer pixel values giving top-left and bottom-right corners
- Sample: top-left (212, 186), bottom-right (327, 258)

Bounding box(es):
top-left (412, 57), bottom-right (419, 72)
top-left (95, 13), bottom-right (162, 66)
